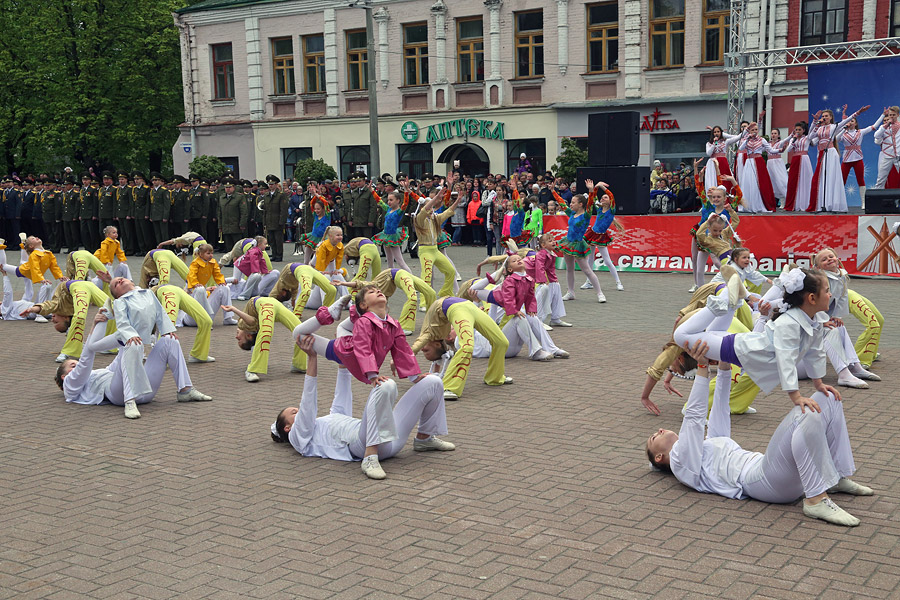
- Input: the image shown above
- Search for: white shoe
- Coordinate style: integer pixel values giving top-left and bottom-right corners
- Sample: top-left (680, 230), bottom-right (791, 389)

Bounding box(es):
top-left (531, 349), bottom-right (554, 361)
top-left (553, 349), bottom-right (570, 359)
top-left (245, 371), bottom-right (260, 383)
top-left (850, 365), bottom-right (881, 381)
top-left (562, 291), bottom-right (575, 301)
top-left (503, 376), bottom-right (514, 384)
top-left (55, 353), bottom-right (68, 363)
top-left (419, 306), bottom-right (427, 312)
top-left (874, 352), bottom-right (881, 362)
top-left (223, 318), bottom-right (238, 325)
top-left (34, 315), bottom-right (48, 323)
top-left (616, 282), bottom-right (624, 291)
top-left (580, 280), bottom-right (594, 290)
top-left (19, 232), bottom-right (27, 245)
top-left (742, 406), bottom-right (757, 414)
top-left (403, 329), bottom-right (413, 336)
top-left (188, 355), bottom-right (216, 363)
top-left (455, 274), bottom-right (462, 281)
top-left (551, 320), bottom-right (573, 327)
top-left (177, 388), bottom-right (212, 402)
top-left (443, 390), bottom-right (459, 401)
top-left (829, 477), bottom-right (874, 496)
top-left (124, 400), bottom-right (141, 419)
top-left (292, 251), bottom-right (300, 256)
top-left (597, 292), bottom-right (606, 303)
top-left (413, 436), bottom-right (456, 452)
top-left (837, 375), bottom-right (868, 389)
top-left (542, 323), bottom-right (553, 331)
top-left (361, 455), bottom-right (386, 479)
top-left (802, 497), bottom-right (860, 526)
top-left (290, 365), bottom-right (306, 373)
top-left (687, 284), bottom-right (698, 293)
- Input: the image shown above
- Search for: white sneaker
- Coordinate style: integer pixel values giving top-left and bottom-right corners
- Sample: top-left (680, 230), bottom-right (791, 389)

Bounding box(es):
top-left (742, 406), bottom-right (757, 414)
top-left (223, 318), bottom-right (238, 325)
top-left (290, 365), bottom-right (306, 373)
top-left (245, 371), bottom-right (260, 383)
top-left (851, 365), bottom-right (881, 381)
top-left (616, 282), bottom-right (624, 291)
top-left (562, 291), bottom-right (575, 301)
top-left (553, 349), bottom-right (570, 359)
top-left (531, 349), bottom-right (554, 361)
top-left (403, 329), bottom-right (413, 336)
top-left (188, 355), bottom-right (216, 363)
top-left (19, 232), bottom-right (27, 245)
top-left (542, 323), bottom-right (553, 331)
top-left (802, 497), bottom-right (860, 526)
top-left (597, 292), bottom-right (607, 303)
top-left (124, 400), bottom-right (141, 419)
top-left (828, 477), bottom-right (874, 496)
top-left (55, 353), bottom-right (68, 363)
top-left (455, 273), bottom-right (462, 281)
top-left (177, 388), bottom-right (212, 402)
top-left (687, 284), bottom-right (698, 293)
top-left (413, 436), bottom-right (456, 452)
top-left (34, 315), bottom-right (48, 323)
top-left (361, 455), bottom-right (386, 479)
top-left (503, 376), bottom-right (514, 384)
top-left (551, 320), bottom-right (573, 327)
top-left (837, 375), bottom-right (868, 389)
top-left (443, 390), bottom-right (459, 401)
top-left (419, 306), bottom-right (427, 312)
top-left (580, 280), bottom-right (594, 290)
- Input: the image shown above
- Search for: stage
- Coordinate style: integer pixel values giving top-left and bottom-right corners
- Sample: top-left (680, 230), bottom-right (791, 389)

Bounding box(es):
top-left (542, 211), bottom-right (900, 278)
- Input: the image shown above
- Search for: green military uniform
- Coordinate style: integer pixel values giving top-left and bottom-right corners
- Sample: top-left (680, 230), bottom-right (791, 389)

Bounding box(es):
top-left (217, 179), bottom-right (247, 249)
top-left (78, 177), bottom-right (99, 252)
top-left (169, 175), bottom-right (190, 237)
top-left (41, 185), bottom-right (63, 253)
top-left (187, 176), bottom-right (209, 237)
top-left (148, 172), bottom-right (171, 247)
top-left (113, 172), bottom-right (136, 254)
top-left (132, 173), bottom-right (152, 253)
top-left (61, 179), bottom-right (81, 251)
top-left (347, 173), bottom-right (377, 240)
top-left (262, 174), bottom-right (289, 262)
top-left (98, 171), bottom-right (116, 236)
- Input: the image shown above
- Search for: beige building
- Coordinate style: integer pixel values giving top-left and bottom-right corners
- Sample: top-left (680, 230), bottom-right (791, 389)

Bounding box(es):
top-left (172, 0), bottom-right (794, 180)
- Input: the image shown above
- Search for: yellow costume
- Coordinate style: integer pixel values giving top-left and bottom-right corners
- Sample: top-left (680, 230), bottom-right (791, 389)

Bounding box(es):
top-left (18, 248), bottom-right (63, 283)
top-left (357, 268), bottom-right (435, 333)
top-left (269, 263), bottom-right (336, 318)
top-left (35, 281), bottom-right (111, 358)
top-left (155, 284), bottom-right (213, 362)
top-left (848, 289), bottom-right (882, 368)
top-left (344, 237), bottom-right (382, 282)
top-left (237, 296), bottom-right (306, 374)
top-left (94, 238), bottom-right (127, 265)
top-left (139, 249), bottom-right (190, 288)
top-left (414, 201), bottom-right (455, 297)
top-left (187, 256), bottom-right (226, 290)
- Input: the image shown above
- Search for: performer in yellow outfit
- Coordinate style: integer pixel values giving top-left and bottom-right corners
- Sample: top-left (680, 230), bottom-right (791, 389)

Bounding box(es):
top-left (344, 268), bottom-right (436, 335)
top-left (343, 237), bottom-right (381, 282)
top-left (269, 262), bottom-right (336, 318)
top-left (94, 226), bottom-right (133, 280)
top-left (1, 236), bottom-right (64, 304)
top-left (224, 296), bottom-right (306, 382)
top-left (25, 279), bottom-right (111, 361)
top-left (186, 244), bottom-right (234, 324)
top-left (413, 174), bottom-right (461, 298)
top-left (154, 283), bottom-right (214, 363)
top-left (66, 250), bottom-right (109, 281)
top-left (139, 249), bottom-right (190, 288)
top-left (848, 289), bottom-right (883, 369)
top-left (412, 297), bottom-right (511, 400)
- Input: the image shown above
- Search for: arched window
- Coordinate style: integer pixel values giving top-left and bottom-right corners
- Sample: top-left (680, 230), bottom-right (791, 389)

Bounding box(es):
top-left (339, 146), bottom-right (370, 180)
top-left (398, 144), bottom-right (433, 180)
top-left (282, 147), bottom-right (312, 180)
top-left (506, 139), bottom-right (546, 176)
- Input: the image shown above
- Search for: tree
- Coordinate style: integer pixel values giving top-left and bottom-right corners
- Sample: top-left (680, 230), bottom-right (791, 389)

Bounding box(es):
top-left (551, 137), bottom-right (590, 182)
top-left (293, 158), bottom-right (337, 186)
top-left (188, 155), bottom-right (229, 180)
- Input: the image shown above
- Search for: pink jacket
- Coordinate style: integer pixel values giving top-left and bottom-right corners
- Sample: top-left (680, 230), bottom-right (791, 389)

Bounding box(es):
top-left (234, 246), bottom-right (270, 276)
top-left (525, 249), bottom-right (558, 284)
top-left (491, 272), bottom-right (538, 315)
top-left (316, 307), bottom-right (421, 383)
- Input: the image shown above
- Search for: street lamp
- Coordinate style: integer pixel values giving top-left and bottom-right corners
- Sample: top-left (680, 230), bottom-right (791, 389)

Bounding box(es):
top-left (349, 0), bottom-right (380, 179)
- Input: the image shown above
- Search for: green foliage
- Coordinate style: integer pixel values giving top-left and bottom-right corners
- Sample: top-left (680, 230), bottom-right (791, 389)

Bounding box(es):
top-left (0, 0), bottom-right (186, 174)
top-left (189, 155), bottom-right (229, 180)
top-left (293, 158), bottom-right (337, 186)
top-left (551, 137), bottom-right (590, 182)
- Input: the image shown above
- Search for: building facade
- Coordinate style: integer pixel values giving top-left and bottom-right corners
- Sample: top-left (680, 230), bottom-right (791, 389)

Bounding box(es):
top-left (172, 0), bottom-right (898, 179)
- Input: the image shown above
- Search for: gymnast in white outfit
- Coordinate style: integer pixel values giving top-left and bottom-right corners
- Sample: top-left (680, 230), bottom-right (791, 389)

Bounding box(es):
top-left (56, 311), bottom-right (212, 419)
top-left (271, 335), bottom-right (455, 480)
top-left (647, 355), bottom-right (872, 527)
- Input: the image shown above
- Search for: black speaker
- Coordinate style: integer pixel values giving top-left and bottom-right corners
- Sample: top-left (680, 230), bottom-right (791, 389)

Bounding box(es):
top-left (588, 111), bottom-right (640, 167)
top-left (864, 189), bottom-right (900, 214)
top-left (575, 166), bottom-right (650, 215)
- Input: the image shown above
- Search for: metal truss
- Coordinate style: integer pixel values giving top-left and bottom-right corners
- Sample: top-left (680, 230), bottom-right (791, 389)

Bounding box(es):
top-left (726, 0), bottom-right (748, 147)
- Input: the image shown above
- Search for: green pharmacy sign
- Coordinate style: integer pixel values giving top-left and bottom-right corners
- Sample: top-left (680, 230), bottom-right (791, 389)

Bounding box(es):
top-left (401, 118), bottom-right (505, 144)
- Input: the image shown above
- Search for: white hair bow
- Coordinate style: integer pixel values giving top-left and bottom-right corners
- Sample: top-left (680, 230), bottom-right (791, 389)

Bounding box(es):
top-left (270, 422), bottom-right (278, 436)
top-left (779, 267), bottom-right (806, 294)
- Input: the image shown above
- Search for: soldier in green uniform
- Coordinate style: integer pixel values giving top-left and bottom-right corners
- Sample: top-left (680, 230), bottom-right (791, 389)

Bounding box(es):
top-left (206, 179), bottom-right (221, 250)
top-left (132, 171), bottom-right (152, 253)
top-left (78, 172), bottom-right (99, 252)
top-left (169, 175), bottom-right (190, 236)
top-left (188, 174), bottom-right (209, 237)
top-left (347, 171), bottom-right (377, 239)
top-left (262, 174), bottom-right (288, 262)
top-left (98, 171), bottom-right (116, 239)
top-left (242, 179), bottom-right (258, 238)
top-left (217, 178), bottom-right (247, 249)
top-left (148, 172), bottom-right (170, 247)
top-left (113, 171), bottom-right (135, 255)
top-left (61, 175), bottom-right (80, 252)
top-left (41, 179), bottom-right (62, 253)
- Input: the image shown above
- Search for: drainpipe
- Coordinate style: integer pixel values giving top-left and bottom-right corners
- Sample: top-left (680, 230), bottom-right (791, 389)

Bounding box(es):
top-left (756, 0), bottom-right (768, 130)
top-left (763, 0), bottom-right (776, 134)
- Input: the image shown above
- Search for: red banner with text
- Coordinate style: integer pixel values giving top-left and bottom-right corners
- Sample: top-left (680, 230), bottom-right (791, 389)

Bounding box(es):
top-left (542, 214), bottom-right (900, 277)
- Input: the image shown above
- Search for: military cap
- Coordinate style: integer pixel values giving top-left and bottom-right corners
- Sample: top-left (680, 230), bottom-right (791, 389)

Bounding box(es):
top-left (64, 175), bottom-right (77, 184)
top-left (80, 172), bottom-right (92, 179)
top-left (132, 171), bottom-right (146, 181)
top-left (395, 171), bottom-right (407, 180)
top-left (189, 174), bottom-right (200, 182)
top-left (149, 171), bottom-right (166, 183)
top-left (116, 170), bottom-right (129, 179)
top-left (242, 179), bottom-right (252, 187)
top-left (265, 174), bottom-right (280, 184)
top-left (101, 170), bottom-right (114, 180)
top-left (223, 178), bottom-right (236, 187)
top-left (420, 172), bottom-right (432, 181)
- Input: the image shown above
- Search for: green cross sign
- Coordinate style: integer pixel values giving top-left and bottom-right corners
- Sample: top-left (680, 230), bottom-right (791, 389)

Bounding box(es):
top-left (400, 121), bottom-right (419, 142)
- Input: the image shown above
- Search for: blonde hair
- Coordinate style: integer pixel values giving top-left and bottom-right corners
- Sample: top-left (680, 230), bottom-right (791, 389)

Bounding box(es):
top-left (197, 243), bottom-right (214, 254)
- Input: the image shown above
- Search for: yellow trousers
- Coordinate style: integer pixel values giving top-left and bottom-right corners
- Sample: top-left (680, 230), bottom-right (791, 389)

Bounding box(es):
top-left (155, 250), bottom-right (190, 286)
top-left (352, 243), bottom-right (382, 283)
top-left (293, 266), bottom-right (337, 319)
top-left (418, 244), bottom-right (455, 298)
top-left (61, 282), bottom-right (111, 358)
top-left (70, 250), bottom-right (107, 280)
top-left (395, 270), bottom-right (435, 332)
top-left (248, 297), bottom-right (305, 374)
top-left (444, 302), bottom-right (508, 395)
top-left (156, 285), bottom-right (212, 361)
top-left (849, 290), bottom-right (882, 368)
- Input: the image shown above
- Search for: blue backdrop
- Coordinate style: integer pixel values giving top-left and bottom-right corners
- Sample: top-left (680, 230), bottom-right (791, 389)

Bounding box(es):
top-left (807, 56), bottom-right (900, 206)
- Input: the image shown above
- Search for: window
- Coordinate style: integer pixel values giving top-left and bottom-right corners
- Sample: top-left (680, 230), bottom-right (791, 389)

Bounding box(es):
top-left (403, 23), bottom-right (429, 86)
top-left (346, 30), bottom-right (368, 91)
top-left (272, 37), bottom-right (295, 95)
top-left (339, 146), bottom-right (370, 180)
top-left (702, 0), bottom-right (730, 64)
top-left (587, 2), bottom-right (618, 73)
top-left (800, 0), bottom-right (848, 45)
top-left (212, 43), bottom-right (234, 99)
top-left (398, 144), bottom-right (433, 180)
top-left (303, 35), bottom-right (326, 93)
top-left (282, 147), bottom-right (313, 180)
top-left (219, 156), bottom-right (240, 177)
top-left (506, 139), bottom-right (546, 176)
top-left (650, 0), bottom-right (685, 68)
top-left (515, 11), bottom-right (543, 78)
top-left (457, 18), bottom-right (484, 83)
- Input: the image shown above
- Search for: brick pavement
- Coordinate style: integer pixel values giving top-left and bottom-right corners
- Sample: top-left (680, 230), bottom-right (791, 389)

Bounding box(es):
top-left (0, 245), bottom-right (898, 599)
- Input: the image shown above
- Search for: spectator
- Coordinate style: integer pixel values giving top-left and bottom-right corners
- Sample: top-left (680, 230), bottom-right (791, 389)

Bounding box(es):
top-left (650, 160), bottom-right (666, 188)
top-left (546, 199), bottom-right (559, 215)
top-left (515, 153), bottom-right (533, 175)
top-left (450, 181), bottom-right (468, 245)
top-left (555, 179), bottom-right (574, 203)
top-left (288, 184), bottom-right (303, 242)
top-left (649, 178), bottom-right (676, 214)
top-left (676, 170), bottom-right (700, 212)
top-left (467, 181), bottom-right (484, 245)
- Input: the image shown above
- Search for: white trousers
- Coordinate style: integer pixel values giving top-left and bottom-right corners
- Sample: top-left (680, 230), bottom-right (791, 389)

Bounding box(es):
top-left (873, 152), bottom-right (900, 189)
top-left (536, 282), bottom-right (566, 322)
top-left (502, 314), bottom-right (560, 357)
top-left (740, 391), bottom-right (854, 502)
top-left (824, 325), bottom-right (861, 372)
top-left (180, 285), bottom-right (233, 326)
top-left (1, 275), bottom-right (35, 320)
top-left (88, 335), bottom-right (192, 405)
